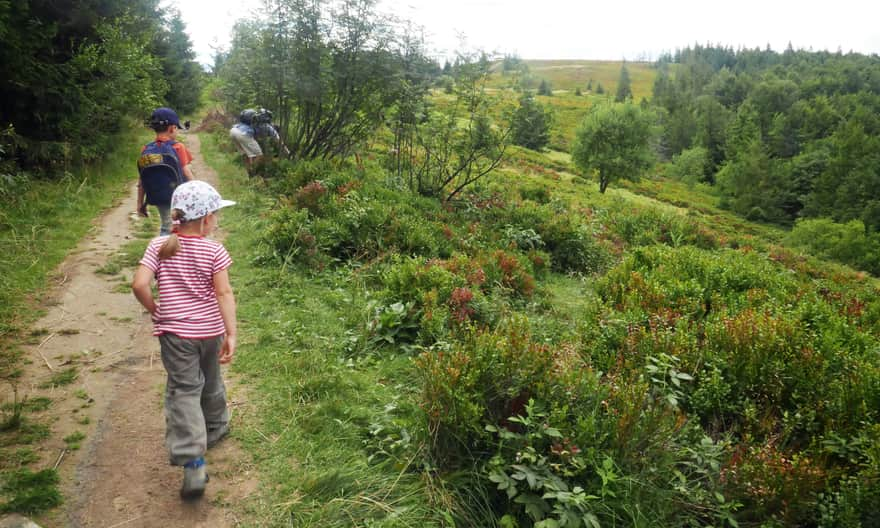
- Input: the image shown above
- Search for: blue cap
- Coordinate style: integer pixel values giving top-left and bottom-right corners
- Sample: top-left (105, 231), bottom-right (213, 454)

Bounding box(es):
top-left (150, 107), bottom-right (181, 128)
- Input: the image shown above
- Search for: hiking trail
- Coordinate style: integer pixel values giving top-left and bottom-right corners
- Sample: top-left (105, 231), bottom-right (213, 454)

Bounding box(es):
top-left (10, 131), bottom-right (257, 528)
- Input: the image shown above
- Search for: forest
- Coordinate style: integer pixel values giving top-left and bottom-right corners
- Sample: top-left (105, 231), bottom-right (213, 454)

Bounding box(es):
top-left (2, 0), bottom-right (880, 526)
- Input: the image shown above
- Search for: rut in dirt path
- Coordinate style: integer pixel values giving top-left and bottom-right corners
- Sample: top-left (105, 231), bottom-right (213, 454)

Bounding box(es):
top-left (10, 131), bottom-right (258, 528)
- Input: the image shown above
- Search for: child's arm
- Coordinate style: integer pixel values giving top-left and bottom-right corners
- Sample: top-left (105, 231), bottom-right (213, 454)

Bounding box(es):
top-left (213, 269), bottom-right (237, 364)
top-left (183, 162), bottom-right (194, 181)
top-left (131, 265), bottom-right (158, 314)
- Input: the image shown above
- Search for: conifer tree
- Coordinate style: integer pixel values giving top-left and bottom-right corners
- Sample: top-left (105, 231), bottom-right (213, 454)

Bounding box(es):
top-left (511, 92), bottom-right (552, 150)
top-left (615, 61), bottom-right (633, 102)
top-left (537, 79), bottom-right (552, 96)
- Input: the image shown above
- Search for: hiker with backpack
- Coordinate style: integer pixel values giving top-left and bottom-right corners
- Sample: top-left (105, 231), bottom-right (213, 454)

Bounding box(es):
top-left (138, 107), bottom-right (194, 235)
top-left (229, 108), bottom-right (288, 173)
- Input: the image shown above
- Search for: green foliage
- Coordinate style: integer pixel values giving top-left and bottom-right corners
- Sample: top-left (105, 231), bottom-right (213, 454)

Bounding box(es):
top-left (537, 79), bottom-right (552, 96)
top-left (571, 101), bottom-right (658, 193)
top-left (218, 0), bottom-right (433, 161)
top-left (155, 9), bottom-right (202, 114)
top-left (537, 214), bottom-right (610, 274)
top-left (511, 92), bottom-right (553, 151)
top-left (0, 1), bottom-right (195, 169)
top-left (653, 44), bottom-right (880, 255)
top-left (392, 52), bottom-right (512, 201)
top-left (486, 401), bottom-right (601, 528)
top-left (201, 45), bottom-right (880, 526)
top-left (62, 431), bottom-right (86, 450)
top-left (716, 139), bottom-right (796, 224)
top-left (68, 17), bottom-right (168, 156)
top-left (667, 146), bottom-right (710, 186)
top-left (414, 318), bottom-right (565, 466)
top-left (786, 217), bottom-right (880, 274)
top-left (614, 63), bottom-right (632, 102)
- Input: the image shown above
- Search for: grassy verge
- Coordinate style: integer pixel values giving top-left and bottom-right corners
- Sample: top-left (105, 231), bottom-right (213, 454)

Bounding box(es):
top-left (200, 132), bottom-right (440, 525)
top-left (0, 124), bottom-right (152, 344)
top-left (0, 122), bottom-right (152, 515)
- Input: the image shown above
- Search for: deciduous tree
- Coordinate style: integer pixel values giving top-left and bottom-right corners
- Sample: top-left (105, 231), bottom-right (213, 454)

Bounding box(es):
top-left (571, 101), bottom-right (657, 193)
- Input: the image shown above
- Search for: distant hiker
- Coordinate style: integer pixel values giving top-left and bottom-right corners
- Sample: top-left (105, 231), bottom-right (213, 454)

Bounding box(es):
top-left (229, 108), bottom-right (287, 173)
top-left (131, 180), bottom-right (238, 501)
top-left (137, 107), bottom-right (195, 235)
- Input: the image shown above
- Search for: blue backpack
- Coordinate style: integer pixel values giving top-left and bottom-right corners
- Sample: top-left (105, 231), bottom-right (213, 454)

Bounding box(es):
top-left (138, 140), bottom-right (184, 206)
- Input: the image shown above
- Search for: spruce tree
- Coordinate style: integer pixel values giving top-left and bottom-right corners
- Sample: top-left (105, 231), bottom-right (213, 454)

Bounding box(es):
top-left (511, 92), bottom-right (552, 150)
top-left (537, 79), bottom-right (552, 96)
top-left (615, 62), bottom-right (632, 102)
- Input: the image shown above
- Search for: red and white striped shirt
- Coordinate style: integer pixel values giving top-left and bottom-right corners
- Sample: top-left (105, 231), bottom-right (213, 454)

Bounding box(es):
top-left (140, 235), bottom-right (233, 338)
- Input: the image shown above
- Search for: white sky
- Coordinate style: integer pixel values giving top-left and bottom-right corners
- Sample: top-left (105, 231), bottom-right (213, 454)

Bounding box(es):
top-left (174, 0), bottom-right (880, 66)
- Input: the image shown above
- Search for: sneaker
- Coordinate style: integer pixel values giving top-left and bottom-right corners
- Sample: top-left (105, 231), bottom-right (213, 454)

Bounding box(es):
top-left (180, 457), bottom-right (208, 500)
top-left (207, 423), bottom-right (230, 449)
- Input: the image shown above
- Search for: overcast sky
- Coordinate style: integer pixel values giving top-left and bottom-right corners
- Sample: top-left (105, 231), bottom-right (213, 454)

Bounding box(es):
top-left (174, 0), bottom-right (880, 66)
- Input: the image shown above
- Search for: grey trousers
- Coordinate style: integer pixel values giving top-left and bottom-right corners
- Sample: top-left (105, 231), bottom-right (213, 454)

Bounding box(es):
top-left (156, 204), bottom-right (172, 236)
top-left (159, 333), bottom-right (229, 466)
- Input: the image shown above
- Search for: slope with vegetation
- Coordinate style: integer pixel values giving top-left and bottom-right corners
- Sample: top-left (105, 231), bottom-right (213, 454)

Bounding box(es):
top-left (4, 0), bottom-right (880, 524)
top-left (202, 2), bottom-right (880, 525)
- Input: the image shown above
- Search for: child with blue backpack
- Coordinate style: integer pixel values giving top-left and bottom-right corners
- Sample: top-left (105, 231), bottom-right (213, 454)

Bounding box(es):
top-left (138, 107), bottom-right (194, 235)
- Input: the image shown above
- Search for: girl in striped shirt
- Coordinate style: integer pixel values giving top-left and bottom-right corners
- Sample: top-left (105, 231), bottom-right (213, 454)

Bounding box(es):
top-left (131, 180), bottom-right (237, 500)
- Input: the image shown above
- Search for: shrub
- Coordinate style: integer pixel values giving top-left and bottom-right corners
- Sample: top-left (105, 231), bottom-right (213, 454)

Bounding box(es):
top-left (267, 158), bottom-right (340, 196)
top-left (538, 214), bottom-right (611, 274)
top-left (293, 180), bottom-right (329, 215)
top-left (786, 217), bottom-right (880, 275)
top-left (261, 205), bottom-right (324, 268)
top-left (519, 184), bottom-right (551, 204)
top-left (667, 146), bottom-right (710, 186)
top-left (414, 317), bottom-right (565, 467)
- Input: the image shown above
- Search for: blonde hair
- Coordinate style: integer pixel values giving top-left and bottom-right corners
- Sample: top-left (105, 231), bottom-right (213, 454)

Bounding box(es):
top-left (158, 209), bottom-right (186, 260)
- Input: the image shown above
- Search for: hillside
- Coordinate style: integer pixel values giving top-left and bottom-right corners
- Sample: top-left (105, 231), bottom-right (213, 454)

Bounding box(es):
top-left (188, 97), bottom-right (880, 525)
top-left (490, 59), bottom-right (657, 99)
top-left (3, 2), bottom-right (880, 525)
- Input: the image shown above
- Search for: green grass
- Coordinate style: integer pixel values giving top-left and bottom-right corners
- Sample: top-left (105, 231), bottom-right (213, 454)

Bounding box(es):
top-left (1, 397), bottom-right (51, 414)
top-left (200, 131), bottom-right (442, 526)
top-left (489, 59), bottom-right (657, 100)
top-left (200, 84), bottom-right (880, 524)
top-left (37, 367), bottom-right (77, 389)
top-left (96, 215), bottom-right (156, 277)
top-left (0, 448), bottom-right (38, 471)
top-left (0, 131), bottom-right (157, 517)
top-left (62, 431), bottom-right (85, 450)
top-left (0, 123), bottom-right (153, 370)
top-left (0, 469), bottom-right (62, 514)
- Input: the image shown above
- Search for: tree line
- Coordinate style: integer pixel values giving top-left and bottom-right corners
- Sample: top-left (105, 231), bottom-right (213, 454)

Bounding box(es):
top-left (0, 0), bottom-right (202, 176)
top-left (653, 44), bottom-right (880, 227)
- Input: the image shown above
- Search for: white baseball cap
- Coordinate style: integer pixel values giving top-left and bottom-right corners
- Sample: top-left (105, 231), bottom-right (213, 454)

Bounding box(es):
top-left (170, 180), bottom-right (236, 222)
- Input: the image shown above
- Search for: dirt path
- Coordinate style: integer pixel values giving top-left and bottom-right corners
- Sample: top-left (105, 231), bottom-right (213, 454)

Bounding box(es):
top-left (9, 132), bottom-right (256, 527)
